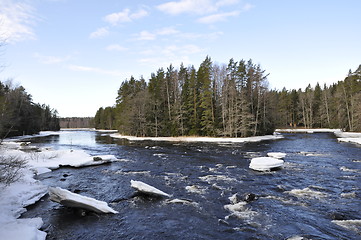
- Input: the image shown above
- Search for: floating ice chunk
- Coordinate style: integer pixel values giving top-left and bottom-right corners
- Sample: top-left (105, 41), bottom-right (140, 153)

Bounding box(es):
top-left (249, 157), bottom-right (284, 171)
top-left (48, 187), bottom-right (118, 214)
top-left (166, 198), bottom-right (199, 207)
top-left (130, 180), bottom-right (171, 198)
top-left (267, 152), bottom-right (286, 159)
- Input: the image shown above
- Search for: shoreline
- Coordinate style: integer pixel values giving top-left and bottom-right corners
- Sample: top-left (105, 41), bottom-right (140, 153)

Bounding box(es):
top-left (109, 133), bottom-right (284, 143)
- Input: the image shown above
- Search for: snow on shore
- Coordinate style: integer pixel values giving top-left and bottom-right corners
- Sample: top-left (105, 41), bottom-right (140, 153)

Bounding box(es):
top-left (275, 128), bottom-right (342, 133)
top-left (110, 133), bottom-right (283, 143)
top-left (0, 137), bottom-right (119, 240)
top-left (276, 128), bottom-right (361, 146)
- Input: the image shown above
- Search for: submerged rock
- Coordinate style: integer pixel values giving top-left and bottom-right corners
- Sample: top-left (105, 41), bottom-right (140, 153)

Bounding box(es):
top-left (48, 187), bottom-right (118, 214)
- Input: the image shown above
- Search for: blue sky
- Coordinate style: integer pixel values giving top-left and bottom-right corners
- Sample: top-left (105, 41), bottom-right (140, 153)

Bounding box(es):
top-left (1, 0), bottom-right (360, 117)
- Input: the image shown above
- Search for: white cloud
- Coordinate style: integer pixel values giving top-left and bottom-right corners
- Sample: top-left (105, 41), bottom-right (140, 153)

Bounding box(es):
top-left (0, 0), bottom-right (37, 43)
top-left (157, 0), bottom-right (217, 15)
top-left (156, 27), bottom-right (179, 36)
top-left (68, 64), bottom-right (123, 76)
top-left (130, 9), bottom-right (148, 20)
top-left (34, 53), bottom-right (71, 64)
top-left (157, 0), bottom-right (242, 15)
top-left (106, 44), bottom-right (127, 51)
top-left (135, 30), bottom-right (156, 41)
top-left (104, 8), bottom-right (148, 25)
top-left (139, 44), bottom-right (203, 68)
top-left (89, 27), bottom-right (109, 39)
top-left (242, 3), bottom-right (254, 11)
top-left (197, 10), bottom-right (240, 24)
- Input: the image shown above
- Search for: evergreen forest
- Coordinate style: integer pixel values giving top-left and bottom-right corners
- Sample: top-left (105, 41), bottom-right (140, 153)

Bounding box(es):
top-left (0, 80), bottom-right (60, 140)
top-left (94, 56), bottom-right (361, 137)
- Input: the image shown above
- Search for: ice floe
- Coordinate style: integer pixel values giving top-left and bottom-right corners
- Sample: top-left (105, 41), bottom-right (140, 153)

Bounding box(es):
top-left (249, 157), bottom-right (284, 171)
top-left (130, 180), bottom-right (171, 198)
top-left (49, 187), bottom-right (118, 214)
top-left (267, 152), bottom-right (286, 159)
top-left (166, 198), bottom-right (199, 208)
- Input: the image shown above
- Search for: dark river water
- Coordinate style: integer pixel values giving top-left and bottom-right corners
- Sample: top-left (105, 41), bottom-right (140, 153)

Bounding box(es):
top-left (23, 131), bottom-right (361, 240)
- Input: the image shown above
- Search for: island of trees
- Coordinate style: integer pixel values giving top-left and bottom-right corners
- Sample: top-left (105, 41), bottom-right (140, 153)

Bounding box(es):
top-left (94, 56), bottom-right (361, 137)
top-left (0, 80), bottom-right (60, 140)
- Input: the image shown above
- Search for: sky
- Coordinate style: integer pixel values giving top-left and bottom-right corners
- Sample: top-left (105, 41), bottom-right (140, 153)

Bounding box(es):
top-left (1, 0), bottom-right (360, 117)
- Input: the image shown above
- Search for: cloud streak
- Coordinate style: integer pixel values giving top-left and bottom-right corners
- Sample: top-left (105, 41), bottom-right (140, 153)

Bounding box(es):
top-left (68, 64), bottom-right (123, 77)
top-left (0, 0), bottom-right (37, 43)
top-left (197, 10), bottom-right (240, 24)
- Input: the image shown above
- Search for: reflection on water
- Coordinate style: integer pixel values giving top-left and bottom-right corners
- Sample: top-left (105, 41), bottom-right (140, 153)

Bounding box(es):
top-left (24, 131), bottom-right (361, 239)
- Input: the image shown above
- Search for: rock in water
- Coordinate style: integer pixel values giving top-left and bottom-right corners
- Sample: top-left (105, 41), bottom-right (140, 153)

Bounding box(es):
top-left (48, 187), bottom-right (118, 214)
top-left (130, 180), bottom-right (171, 198)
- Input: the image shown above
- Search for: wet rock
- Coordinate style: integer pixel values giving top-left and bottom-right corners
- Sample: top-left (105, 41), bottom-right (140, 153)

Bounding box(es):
top-left (244, 193), bottom-right (257, 202)
top-left (329, 211), bottom-right (348, 221)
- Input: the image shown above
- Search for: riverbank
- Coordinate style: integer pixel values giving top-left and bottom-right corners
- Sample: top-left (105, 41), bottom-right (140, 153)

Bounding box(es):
top-left (110, 133), bottom-right (284, 143)
top-left (0, 137), bottom-right (119, 240)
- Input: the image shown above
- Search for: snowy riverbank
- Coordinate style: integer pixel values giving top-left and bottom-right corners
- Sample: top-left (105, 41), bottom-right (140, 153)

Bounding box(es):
top-left (276, 128), bottom-right (361, 145)
top-left (110, 133), bottom-right (284, 143)
top-left (0, 137), bottom-right (119, 240)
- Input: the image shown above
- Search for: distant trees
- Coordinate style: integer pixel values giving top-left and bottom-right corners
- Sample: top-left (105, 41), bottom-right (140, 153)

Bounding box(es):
top-left (95, 56), bottom-right (274, 137)
top-left (0, 80), bottom-right (60, 140)
top-left (272, 65), bottom-right (361, 131)
top-left (95, 58), bottom-right (361, 136)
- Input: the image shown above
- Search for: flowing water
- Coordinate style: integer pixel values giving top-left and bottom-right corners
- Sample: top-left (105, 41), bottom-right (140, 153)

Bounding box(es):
top-left (23, 131), bottom-right (361, 239)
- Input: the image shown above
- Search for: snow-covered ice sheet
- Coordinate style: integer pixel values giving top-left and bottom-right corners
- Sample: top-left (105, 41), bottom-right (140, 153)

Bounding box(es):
top-left (49, 187), bottom-right (118, 214)
top-left (130, 180), bottom-right (171, 197)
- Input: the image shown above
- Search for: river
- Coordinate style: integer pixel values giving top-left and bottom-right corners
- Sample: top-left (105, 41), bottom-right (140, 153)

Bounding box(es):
top-left (22, 131), bottom-right (361, 239)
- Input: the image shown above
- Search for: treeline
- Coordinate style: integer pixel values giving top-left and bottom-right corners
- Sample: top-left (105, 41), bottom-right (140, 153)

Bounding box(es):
top-left (273, 65), bottom-right (361, 131)
top-left (95, 57), bottom-right (361, 136)
top-left (0, 81), bottom-right (60, 139)
top-left (95, 56), bottom-right (274, 137)
top-left (59, 117), bottom-right (94, 129)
